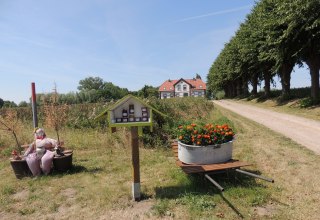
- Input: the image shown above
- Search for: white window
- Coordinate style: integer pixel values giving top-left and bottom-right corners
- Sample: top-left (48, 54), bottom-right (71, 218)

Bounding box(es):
top-left (200, 85), bottom-right (203, 88)
top-left (183, 85), bottom-right (187, 91)
top-left (177, 85), bottom-right (181, 91)
top-left (163, 87), bottom-right (166, 90)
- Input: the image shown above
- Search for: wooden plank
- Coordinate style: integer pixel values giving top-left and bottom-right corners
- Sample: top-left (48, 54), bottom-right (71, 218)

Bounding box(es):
top-left (171, 142), bottom-right (251, 174)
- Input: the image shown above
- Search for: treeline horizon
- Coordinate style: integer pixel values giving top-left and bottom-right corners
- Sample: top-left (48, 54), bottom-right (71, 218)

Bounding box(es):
top-left (0, 76), bottom-right (159, 108)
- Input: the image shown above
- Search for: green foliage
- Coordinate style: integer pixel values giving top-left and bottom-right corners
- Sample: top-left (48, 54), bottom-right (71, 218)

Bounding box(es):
top-left (207, 0), bottom-right (320, 100)
top-left (18, 101), bottom-right (29, 107)
top-left (142, 97), bottom-right (215, 147)
top-left (215, 90), bottom-right (225, 100)
top-left (299, 97), bottom-right (313, 108)
top-left (2, 101), bottom-right (17, 108)
top-left (78, 76), bottom-right (104, 91)
top-left (137, 85), bottom-right (159, 98)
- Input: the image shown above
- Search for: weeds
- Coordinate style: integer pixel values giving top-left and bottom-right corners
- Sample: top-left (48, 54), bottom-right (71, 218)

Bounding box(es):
top-left (0, 109), bottom-right (23, 153)
top-left (42, 86), bottom-right (68, 142)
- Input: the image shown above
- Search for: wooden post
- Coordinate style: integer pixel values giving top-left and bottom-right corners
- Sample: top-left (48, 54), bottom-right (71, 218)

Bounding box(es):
top-left (131, 126), bottom-right (140, 201)
top-left (31, 82), bottom-right (38, 128)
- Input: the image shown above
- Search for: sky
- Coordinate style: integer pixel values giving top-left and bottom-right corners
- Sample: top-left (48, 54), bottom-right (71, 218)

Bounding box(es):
top-left (0, 0), bottom-right (311, 104)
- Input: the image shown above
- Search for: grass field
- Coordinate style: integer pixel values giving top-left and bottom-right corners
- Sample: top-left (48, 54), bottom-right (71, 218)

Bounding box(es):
top-left (1, 100), bottom-right (319, 219)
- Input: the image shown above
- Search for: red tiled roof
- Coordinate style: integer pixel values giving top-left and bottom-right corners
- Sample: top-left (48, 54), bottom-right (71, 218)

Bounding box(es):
top-left (159, 78), bottom-right (206, 91)
top-left (158, 80), bottom-right (178, 92)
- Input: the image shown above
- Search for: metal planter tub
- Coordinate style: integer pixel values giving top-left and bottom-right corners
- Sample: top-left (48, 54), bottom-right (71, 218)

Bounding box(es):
top-left (10, 159), bottom-right (32, 179)
top-left (178, 141), bottom-right (233, 164)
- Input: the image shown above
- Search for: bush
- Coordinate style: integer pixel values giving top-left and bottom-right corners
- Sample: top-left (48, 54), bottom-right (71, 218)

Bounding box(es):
top-left (142, 97), bottom-right (215, 147)
top-left (215, 91), bottom-right (225, 100)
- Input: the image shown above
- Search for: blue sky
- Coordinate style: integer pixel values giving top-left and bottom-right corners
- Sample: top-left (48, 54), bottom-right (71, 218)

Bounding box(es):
top-left (0, 0), bottom-right (310, 104)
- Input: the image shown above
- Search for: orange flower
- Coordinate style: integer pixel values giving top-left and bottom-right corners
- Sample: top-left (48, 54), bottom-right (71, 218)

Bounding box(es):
top-left (179, 136), bottom-right (183, 140)
top-left (193, 130), bottom-right (198, 134)
top-left (197, 135), bottom-right (202, 139)
top-left (191, 123), bottom-right (196, 127)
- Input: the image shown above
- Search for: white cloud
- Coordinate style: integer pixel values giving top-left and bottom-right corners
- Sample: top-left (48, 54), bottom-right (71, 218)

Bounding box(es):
top-left (174, 4), bottom-right (253, 23)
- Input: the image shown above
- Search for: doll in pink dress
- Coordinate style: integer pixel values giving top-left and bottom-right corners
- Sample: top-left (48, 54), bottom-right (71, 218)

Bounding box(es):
top-left (24, 128), bottom-right (58, 176)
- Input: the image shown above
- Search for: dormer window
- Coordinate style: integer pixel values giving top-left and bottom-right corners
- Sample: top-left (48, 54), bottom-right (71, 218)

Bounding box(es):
top-left (164, 87), bottom-right (166, 90)
top-left (200, 85), bottom-right (203, 88)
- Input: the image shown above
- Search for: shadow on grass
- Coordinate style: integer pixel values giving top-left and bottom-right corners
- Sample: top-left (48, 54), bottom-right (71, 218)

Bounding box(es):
top-left (155, 170), bottom-right (267, 199)
top-left (51, 164), bottom-right (103, 176)
top-left (219, 192), bottom-right (244, 218)
top-left (154, 170), bottom-right (270, 218)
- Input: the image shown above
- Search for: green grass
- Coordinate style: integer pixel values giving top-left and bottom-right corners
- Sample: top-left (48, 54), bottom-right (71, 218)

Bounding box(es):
top-left (0, 98), bottom-right (319, 219)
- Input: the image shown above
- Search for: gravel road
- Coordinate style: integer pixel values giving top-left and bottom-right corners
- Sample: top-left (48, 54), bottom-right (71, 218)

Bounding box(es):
top-left (213, 100), bottom-right (320, 155)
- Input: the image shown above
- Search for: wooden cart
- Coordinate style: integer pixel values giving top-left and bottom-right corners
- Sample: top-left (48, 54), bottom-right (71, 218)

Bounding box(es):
top-left (172, 142), bottom-right (273, 191)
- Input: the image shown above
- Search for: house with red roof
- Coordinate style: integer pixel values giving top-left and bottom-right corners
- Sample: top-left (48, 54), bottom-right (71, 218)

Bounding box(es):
top-left (158, 77), bottom-right (206, 99)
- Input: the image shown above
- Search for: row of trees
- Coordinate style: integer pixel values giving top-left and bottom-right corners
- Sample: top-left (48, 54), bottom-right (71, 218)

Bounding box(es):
top-left (0, 98), bottom-right (27, 108)
top-left (0, 77), bottom-right (160, 107)
top-left (207, 0), bottom-right (320, 103)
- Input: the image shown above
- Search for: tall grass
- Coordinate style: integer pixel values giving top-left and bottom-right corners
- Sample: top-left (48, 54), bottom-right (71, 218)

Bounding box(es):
top-left (0, 97), bottom-right (299, 219)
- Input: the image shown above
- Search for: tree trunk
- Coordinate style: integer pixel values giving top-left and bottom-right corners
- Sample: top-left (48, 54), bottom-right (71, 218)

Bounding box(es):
top-left (223, 87), bottom-right (228, 98)
top-left (242, 77), bottom-right (249, 96)
top-left (236, 79), bottom-right (243, 96)
top-left (305, 56), bottom-right (320, 103)
top-left (232, 82), bottom-right (237, 97)
top-left (263, 71), bottom-right (271, 97)
top-left (251, 73), bottom-right (258, 96)
top-left (279, 62), bottom-right (294, 99)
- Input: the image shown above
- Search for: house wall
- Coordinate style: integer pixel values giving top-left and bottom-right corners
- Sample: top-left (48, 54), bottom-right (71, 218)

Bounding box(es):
top-left (191, 90), bottom-right (206, 97)
top-left (174, 81), bottom-right (190, 97)
top-left (160, 92), bottom-right (173, 99)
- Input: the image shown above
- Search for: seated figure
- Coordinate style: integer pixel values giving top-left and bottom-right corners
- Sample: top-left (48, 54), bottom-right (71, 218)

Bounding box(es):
top-left (24, 128), bottom-right (61, 176)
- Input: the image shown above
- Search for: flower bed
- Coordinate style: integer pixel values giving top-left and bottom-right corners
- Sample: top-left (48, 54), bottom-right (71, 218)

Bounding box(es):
top-left (177, 123), bottom-right (235, 164)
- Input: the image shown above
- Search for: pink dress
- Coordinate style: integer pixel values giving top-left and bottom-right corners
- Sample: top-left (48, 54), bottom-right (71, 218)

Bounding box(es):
top-left (25, 138), bottom-right (58, 176)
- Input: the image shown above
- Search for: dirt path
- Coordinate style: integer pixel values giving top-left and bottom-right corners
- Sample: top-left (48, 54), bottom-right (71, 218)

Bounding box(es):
top-left (213, 100), bottom-right (320, 155)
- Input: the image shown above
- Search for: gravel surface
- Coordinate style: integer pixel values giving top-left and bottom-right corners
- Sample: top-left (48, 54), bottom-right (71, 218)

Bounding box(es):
top-left (213, 100), bottom-right (320, 155)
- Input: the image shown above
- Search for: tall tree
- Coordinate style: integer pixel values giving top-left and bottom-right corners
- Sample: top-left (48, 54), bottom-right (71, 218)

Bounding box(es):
top-left (78, 76), bottom-right (104, 91)
top-left (137, 85), bottom-right (159, 98)
top-left (280, 0), bottom-right (320, 102)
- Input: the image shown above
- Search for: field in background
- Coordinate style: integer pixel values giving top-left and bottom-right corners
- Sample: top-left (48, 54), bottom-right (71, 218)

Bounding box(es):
top-left (1, 98), bottom-right (319, 219)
